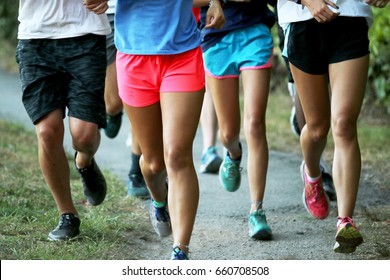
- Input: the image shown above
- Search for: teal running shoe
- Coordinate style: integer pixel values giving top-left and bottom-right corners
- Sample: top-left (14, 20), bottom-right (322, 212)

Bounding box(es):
top-left (248, 209), bottom-right (272, 240)
top-left (219, 151), bottom-right (242, 192)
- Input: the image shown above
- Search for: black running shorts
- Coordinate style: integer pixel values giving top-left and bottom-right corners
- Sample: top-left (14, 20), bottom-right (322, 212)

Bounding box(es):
top-left (287, 17), bottom-right (370, 75)
top-left (16, 34), bottom-right (107, 128)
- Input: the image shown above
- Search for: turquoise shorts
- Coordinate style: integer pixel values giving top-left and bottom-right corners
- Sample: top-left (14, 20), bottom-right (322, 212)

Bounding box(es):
top-left (203, 23), bottom-right (273, 79)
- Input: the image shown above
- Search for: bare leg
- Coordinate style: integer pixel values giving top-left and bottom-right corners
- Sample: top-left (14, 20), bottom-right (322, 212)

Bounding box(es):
top-left (241, 69), bottom-right (271, 213)
top-left (328, 56), bottom-right (368, 218)
top-left (208, 77), bottom-right (242, 159)
top-left (200, 78), bottom-right (219, 153)
top-left (104, 62), bottom-right (122, 116)
top-left (160, 89), bottom-right (204, 254)
top-left (124, 103), bottom-right (167, 202)
top-left (35, 109), bottom-right (77, 215)
top-left (69, 117), bottom-right (101, 169)
top-left (289, 64), bottom-right (331, 179)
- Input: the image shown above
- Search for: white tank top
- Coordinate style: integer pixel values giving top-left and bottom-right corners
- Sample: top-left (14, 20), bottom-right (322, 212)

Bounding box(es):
top-left (18, 0), bottom-right (111, 39)
top-left (277, 0), bottom-right (373, 30)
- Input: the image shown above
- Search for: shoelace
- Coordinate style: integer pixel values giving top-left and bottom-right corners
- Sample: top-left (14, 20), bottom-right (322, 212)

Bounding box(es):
top-left (307, 180), bottom-right (324, 201)
top-left (226, 162), bottom-right (242, 179)
top-left (337, 216), bottom-right (354, 228)
top-left (57, 214), bottom-right (73, 229)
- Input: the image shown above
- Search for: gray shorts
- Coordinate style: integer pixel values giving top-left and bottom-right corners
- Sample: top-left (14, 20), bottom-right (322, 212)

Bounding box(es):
top-left (16, 34), bottom-right (107, 128)
top-left (106, 14), bottom-right (116, 65)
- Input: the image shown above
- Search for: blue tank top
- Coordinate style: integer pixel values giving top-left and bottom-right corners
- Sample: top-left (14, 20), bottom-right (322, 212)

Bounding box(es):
top-left (115, 0), bottom-right (201, 55)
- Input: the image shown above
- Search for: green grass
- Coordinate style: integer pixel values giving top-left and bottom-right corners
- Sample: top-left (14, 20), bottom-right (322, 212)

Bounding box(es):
top-left (0, 120), bottom-right (151, 260)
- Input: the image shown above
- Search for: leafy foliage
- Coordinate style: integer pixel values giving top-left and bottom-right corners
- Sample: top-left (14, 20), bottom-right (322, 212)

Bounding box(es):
top-left (0, 0), bottom-right (19, 44)
top-left (368, 6), bottom-right (390, 113)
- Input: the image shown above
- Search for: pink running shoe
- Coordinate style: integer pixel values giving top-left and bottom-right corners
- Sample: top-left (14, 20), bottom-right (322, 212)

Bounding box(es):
top-left (334, 216), bottom-right (363, 253)
top-left (300, 161), bottom-right (330, 220)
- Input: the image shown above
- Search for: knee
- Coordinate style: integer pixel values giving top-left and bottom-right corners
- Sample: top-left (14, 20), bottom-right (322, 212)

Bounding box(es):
top-left (36, 123), bottom-right (63, 147)
top-left (220, 129), bottom-right (239, 147)
top-left (164, 146), bottom-right (190, 173)
top-left (306, 121), bottom-right (330, 143)
top-left (72, 127), bottom-right (98, 150)
top-left (332, 115), bottom-right (357, 140)
top-left (143, 155), bottom-right (166, 175)
top-left (244, 116), bottom-right (266, 139)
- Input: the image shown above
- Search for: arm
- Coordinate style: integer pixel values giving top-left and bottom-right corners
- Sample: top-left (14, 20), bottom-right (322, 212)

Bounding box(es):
top-left (365, 0), bottom-right (389, 8)
top-left (297, 0), bottom-right (339, 23)
top-left (82, 0), bottom-right (109, 15)
top-left (204, 0), bottom-right (226, 29)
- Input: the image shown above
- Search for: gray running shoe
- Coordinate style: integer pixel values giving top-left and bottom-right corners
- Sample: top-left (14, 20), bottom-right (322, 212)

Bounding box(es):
top-left (149, 200), bottom-right (172, 237)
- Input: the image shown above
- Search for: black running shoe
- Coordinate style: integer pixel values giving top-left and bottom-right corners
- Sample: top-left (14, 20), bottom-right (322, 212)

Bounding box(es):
top-left (48, 213), bottom-right (81, 241)
top-left (322, 171), bottom-right (337, 201)
top-left (104, 112), bottom-right (122, 138)
top-left (75, 152), bottom-right (107, 206)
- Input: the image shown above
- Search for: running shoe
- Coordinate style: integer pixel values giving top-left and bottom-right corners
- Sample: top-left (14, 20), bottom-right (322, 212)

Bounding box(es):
top-left (199, 146), bottom-right (223, 174)
top-left (219, 150), bottom-right (242, 192)
top-left (104, 111), bottom-right (122, 138)
top-left (289, 106), bottom-right (301, 137)
top-left (149, 199), bottom-right (172, 237)
top-left (48, 213), bottom-right (80, 241)
top-left (319, 158), bottom-right (337, 201)
top-left (248, 209), bottom-right (273, 240)
top-left (127, 173), bottom-right (150, 198)
top-left (75, 152), bottom-right (107, 206)
top-left (300, 161), bottom-right (330, 220)
top-left (170, 246), bottom-right (189, 260)
top-left (334, 216), bottom-right (363, 253)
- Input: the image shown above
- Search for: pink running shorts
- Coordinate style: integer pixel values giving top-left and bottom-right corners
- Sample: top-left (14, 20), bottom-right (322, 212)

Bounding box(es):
top-left (117, 47), bottom-right (205, 107)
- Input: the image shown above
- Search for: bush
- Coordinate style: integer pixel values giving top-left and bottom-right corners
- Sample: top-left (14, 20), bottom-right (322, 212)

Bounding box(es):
top-left (368, 6), bottom-right (390, 113)
top-left (0, 0), bottom-right (19, 44)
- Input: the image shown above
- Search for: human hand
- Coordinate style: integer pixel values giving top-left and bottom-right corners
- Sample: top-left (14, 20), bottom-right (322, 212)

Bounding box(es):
top-left (365, 0), bottom-right (389, 8)
top-left (302, 0), bottom-right (339, 23)
top-left (83, 0), bottom-right (108, 14)
top-left (205, 1), bottom-right (226, 29)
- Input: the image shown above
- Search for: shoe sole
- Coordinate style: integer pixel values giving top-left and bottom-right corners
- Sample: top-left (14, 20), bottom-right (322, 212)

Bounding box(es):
top-left (199, 156), bottom-right (223, 174)
top-left (250, 229), bottom-right (273, 240)
top-left (48, 232), bottom-right (80, 242)
top-left (333, 242), bottom-right (357, 253)
top-left (333, 224), bottom-right (363, 253)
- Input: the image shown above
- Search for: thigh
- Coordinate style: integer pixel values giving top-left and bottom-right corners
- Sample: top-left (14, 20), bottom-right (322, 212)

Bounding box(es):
top-left (207, 76), bottom-right (241, 136)
top-left (241, 69), bottom-right (271, 122)
top-left (124, 102), bottom-right (164, 162)
top-left (160, 90), bottom-right (204, 153)
top-left (329, 56), bottom-right (369, 122)
top-left (289, 63), bottom-right (330, 126)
